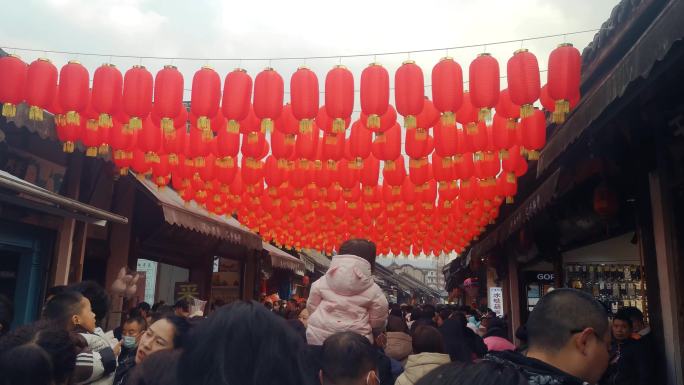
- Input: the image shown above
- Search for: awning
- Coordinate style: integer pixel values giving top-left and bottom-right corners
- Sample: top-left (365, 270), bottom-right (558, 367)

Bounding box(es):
top-left (470, 168), bottom-right (561, 259)
top-left (0, 169), bottom-right (127, 226)
top-left (263, 242), bottom-right (306, 275)
top-left (135, 176), bottom-right (262, 250)
top-left (537, 0), bottom-right (684, 175)
top-left (299, 249), bottom-right (331, 274)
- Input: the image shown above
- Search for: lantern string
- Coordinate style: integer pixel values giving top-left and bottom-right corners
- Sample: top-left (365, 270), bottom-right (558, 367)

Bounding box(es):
top-left (0, 28), bottom-right (604, 62)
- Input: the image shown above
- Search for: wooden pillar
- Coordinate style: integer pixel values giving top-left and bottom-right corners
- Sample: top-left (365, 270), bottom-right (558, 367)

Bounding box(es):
top-left (104, 177), bottom-right (136, 330)
top-left (243, 250), bottom-right (258, 301)
top-left (68, 221), bottom-right (88, 283)
top-left (649, 172), bottom-right (684, 385)
top-left (51, 154), bottom-right (83, 286)
top-left (507, 254), bottom-right (521, 345)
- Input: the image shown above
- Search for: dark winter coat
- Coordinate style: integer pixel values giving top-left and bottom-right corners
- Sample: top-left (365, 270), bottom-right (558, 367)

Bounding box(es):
top-left (485, 350), bottom-right (588, 385)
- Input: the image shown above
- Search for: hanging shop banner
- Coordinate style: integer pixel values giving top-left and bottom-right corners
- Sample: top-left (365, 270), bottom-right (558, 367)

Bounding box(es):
top-left (174, 282), bottom-right (199, 302)
top-left (488, 287), bottom-right (504, 318)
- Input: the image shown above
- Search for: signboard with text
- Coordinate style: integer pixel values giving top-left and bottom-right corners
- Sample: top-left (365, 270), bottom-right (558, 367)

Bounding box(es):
top-left (488, 287), bottom-right (504, 318)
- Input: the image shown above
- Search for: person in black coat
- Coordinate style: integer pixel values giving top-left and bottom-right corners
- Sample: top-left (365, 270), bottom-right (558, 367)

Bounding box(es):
top-left (439, 313), bottom-right (487, 362)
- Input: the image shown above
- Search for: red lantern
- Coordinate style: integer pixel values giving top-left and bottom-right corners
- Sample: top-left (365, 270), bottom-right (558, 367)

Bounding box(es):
top-left (372, 122), bottom-right (401, 162)
top-left (395, 61), bottom-right (424, 129)
top-left (360, 63), bottom-right (389, 129)
top-left (291, 67), bottom-right (319, 134)
top-left (507, 49), bottom-right (540, 118)
top-left (271, 129), bottom-right (295, 160)
top-left (360, 155), bottom-right (380, 186)
top-left (347, 120), bottom-right (373, 165)
top-left (122, 65), bottom-right (153, 130)
top-left (434, 120), bottom-right (458, 157)
top-left (492, 114), bottom-right (513, 151)
top-left (254, 68), bottom-right (284, 133)
top-left (405, 128), bottom-right (434, 159)
top-left (541, 84), bottom-right (579, 124)
top-left (469, 54), bottom-right (499, 121)
top-left (0, 55), bottom-right (27, 118)
top-left (456, 92), bottom-right (479, 134)
top-left (454, 152), bottom-right (475, 180)
top-left (222, 69), bottom-right (253, 133)
top-left (414, 98), bottom-right (439, 141)
top-left (139, 117), bottom-right (162, 162)
top-left (80, 99), bottom-right (101, 157)
top-left (59, 61), bottom-right (90, 125)
top-left (495, 88), bottom-right (520, 123)
top-left (432, 57), bottom-right (463, 126)
top-left (294, 123), bottom-right (320, 161)
top-left (432, 154), bottom-right (455, 184)
top-left (90, 64), bottom-right (122, 129)
top-left (316, 106), bottom-right (350, 135)
top-left (163, 125), bottom-right (187, 165)
top-left (325, 65), bottom-right (354, 133)
top-left (191, 66), bottom-right (221, 138)
top-left (520, 108), bottom-right (546, 160)
top-left (547, 43), bottom-right (581, 123)
top-left (25, 58), bottom-right (57, 121)
top-left (154, 65), bottom-right (184, 135)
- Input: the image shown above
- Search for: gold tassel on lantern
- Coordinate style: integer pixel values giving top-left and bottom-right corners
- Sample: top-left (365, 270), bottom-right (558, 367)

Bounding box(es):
top-left (527, 150), bottom-right (540, 161)
top-left (63, 141), bottom-right (75, 153)
top-left (415, 128), bottom-right (428, 141)
top-left (326, 160), bottom-right (338, 170)
top-left (29, 106), bottom-right (44, 121)
top-left (333, 118), bottom-right (346, 133)
top-left (2, 103), bottom-right (16, 118)
top-left (169, 154), bottom-right (179, 166)
top-left (478, 108), bottom-right (491, 122)
top-left (367, 114), bottom-right (380, 129)
top-left (441, 111), bottom-right (456, 126)
top-left (128, 116), bottom-right (142, 130)
top-left (506, 196), bottom-right (514, 204)
top-left (442, 157), bottom-right (453, 168)
top-left (161, 118), bottom-right (174, 134)
top-left (261, 118), bottom-right (273, 133)
top-left (227, 120), bottom-right (240, 134)
top-left (247, 132), bottom-right (258, 144)
top-left (98, 144), bottom-right (109, 156)
top-left (194, 157), bottom-right (206, 168)
top-left (325, 134), bottom-right (338, 145)
top-left (87, 119), bottom-right (98, 131)
top-left (506, 172), bottom-right (516, 183)
top-left (66, 111), bottom-right (80, 125)
top-left (299, 119), bottom-right (313, 134)
top-left (506, 119), bottom-right (517, 130)
top-left (384, 160), bottom-right (396, 171)
top-left (284, 134), bottom-right (296, 145)
top-left (466, 122), bottom-right (478, 135)
top-left (520, 104), bottom-right (534, 118)
top-left (86, 147), bottom-right (98, 157)
top-left (119, 167), bottom-right (129, 176)
top-left (404, 115), bottom-right (416, 129)
top-left (98, 113), bottom-right (112, 127)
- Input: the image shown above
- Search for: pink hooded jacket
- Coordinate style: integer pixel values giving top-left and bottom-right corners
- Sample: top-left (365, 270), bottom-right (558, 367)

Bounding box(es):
top-left (306, 254), bottom-right (389, 346)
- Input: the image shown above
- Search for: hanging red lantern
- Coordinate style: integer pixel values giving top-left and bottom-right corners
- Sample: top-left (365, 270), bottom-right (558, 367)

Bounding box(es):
top-left (409, 158), bottom-right (431, 186)
top-left (222, 69), bottom-right (252, 134)
top-left (294, 122), bottom-right (320, 161)
top-left (469, 54), bottom-right (500, 121)
top-left (432, 57), bottom-right (463, 126)
top-left (0, 54), bottom-right (27, 118)
top-left (593, 182), bottom-right (619, 219)
top-left (90, 63), bottom-right (122, 129)
top-left (456, 92), bottom-right (479, 134)
top-left (191, 66), bottom-right (221, 139)
top-left (254, 68), bottom-right (284, 133)
top-left (337, 159), bottom-right (360, 190)
top-left (80, 98), bottom-right (101, 157)
top-left (316, 106), bottom-right (351, 136)
top-left (25, 58), bottom-right (57, 121)
top-left (59, 61), bottom-right (90, 125)
top-left (492, 114), bottom-right (514, 151)
top-left (271, 128), bottom-right (295, 160)
top-left (291, 67), bottom-right (319, 134)
top-left (325, 65), bottom-right (354, 133)
top-left (189, 126), bottom-right (211, 166)
top-left (520, 108), bottom-right (546, 160)
top-left (360, 63), bottom-right (389, 129)
top-left (347, 120), bottom-right (372, 165)
top-left (395, 61), bottom-right (424, 129)
top-left (434, 120), bottom-right (458, 157)
top-left (540, 84), bottom-right (580, 124)
top-left (547, 43), bottom-right (581, 123)
top-left (414, 98), bottom-right (439, 141)
top-left (360, 155), bottom-right (380, 186)
top-left (405, 128), bottom-right (434, 160)
top-left (152, 155), bottom-right (171, 187)
top-left (454, 152), bottom-right (475, 180)
top-left (321, 129), bottom-right (346, 162)
top-left (494, 88), bottom-right (520, 124)
top-left (432, 154), bottom-right (455, 184)
top-left (372, 122), bottom-right (401, 163)
top-left (122, 65), bottom-right (153, 130)
top-left (131, 148), bottom-right (151, 175)
top-left (163, 125), bottom-right (186, 165)
top-left (139, 116), bottom-right (162, 162)
top-left (153, 65), bottom-right (184, 135)
top-left (507, 49), bottom-right (540, 118)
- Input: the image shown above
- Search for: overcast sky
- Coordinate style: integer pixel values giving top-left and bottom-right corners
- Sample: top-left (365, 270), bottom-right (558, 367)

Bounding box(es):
top-left (2, 0), bottom-right (622, 260)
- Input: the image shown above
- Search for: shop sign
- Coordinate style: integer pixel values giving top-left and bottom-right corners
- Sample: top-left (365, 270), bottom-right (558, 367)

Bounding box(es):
top-left (175, 282), bottom-right (199, 301)
top-left (488, 287), bottom-right (504, 318)
top-left (524, 271), bottom-right (555, 283)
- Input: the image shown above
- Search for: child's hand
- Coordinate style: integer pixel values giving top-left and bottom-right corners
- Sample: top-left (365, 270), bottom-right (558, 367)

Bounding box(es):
top-left (112, 341), bottom-right (122, 357)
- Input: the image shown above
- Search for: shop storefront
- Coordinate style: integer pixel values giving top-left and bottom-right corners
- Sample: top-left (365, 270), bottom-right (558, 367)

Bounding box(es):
top-left (261, 243), bottom-right (306, 300)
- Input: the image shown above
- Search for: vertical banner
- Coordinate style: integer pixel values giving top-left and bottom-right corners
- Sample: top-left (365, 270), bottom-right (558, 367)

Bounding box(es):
top-left (489, 287), bottom-right (504, 317)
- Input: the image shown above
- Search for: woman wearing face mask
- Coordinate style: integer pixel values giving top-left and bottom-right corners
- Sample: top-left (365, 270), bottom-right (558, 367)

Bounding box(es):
top-left (113, 315), bottom-right (147, 385)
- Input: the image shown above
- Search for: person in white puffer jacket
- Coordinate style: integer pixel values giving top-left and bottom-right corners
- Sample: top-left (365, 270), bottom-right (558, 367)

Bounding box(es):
top-left (306, 239), bottom-right (389, 346)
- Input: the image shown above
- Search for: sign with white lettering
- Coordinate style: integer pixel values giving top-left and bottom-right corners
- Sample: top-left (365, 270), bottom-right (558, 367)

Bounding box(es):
top-left (488, 287), bottom-right (504, 318)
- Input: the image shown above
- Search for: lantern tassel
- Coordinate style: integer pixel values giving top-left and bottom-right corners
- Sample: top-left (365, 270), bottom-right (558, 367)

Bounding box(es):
top-left (119, 167), bottom-right (129, 176)
top-left (384, 160), bottom-right (396, 171)
top-left (527, 150), bottom-right (540, 161)
top-left (63, 141), bottom-right (75, 153)
top-left (284, 134), bottom-right (296, 145)
top-left (87, 119), bottom-right (98, 130)
top-left (333, 118), bottom-right (346, 133)
top-left (98, 113), bottom-right (112, 127)
top-left (197, 116), bottom-right (211, 131)
top-left (552, 111), bottom-right (566, 124)
top-left (66, 111), bottom-right (80, 125)
top-left (1, 103), bottom-right (16, 118)
top-left (466, 122), bottom-right (478, 135)
top-left (128, 117), bottom-right (142, 130)
top-left (325, 135), bottom-right (338, 145)
top-left (440, 112), bottom-right (456, 126)
top-left (506, 172), bottom-right (516, 183)
top-left (114, 150), bottom-right (125, 160)
top-left (98, 144), bottom-right (109, 156)
top-left (227, 120), bottom-right (240, 134)
top-left (442, 157), bottom-right (453, 168)
top-left (506, 119), bottom-right (517, 129)
top-left (169, 154), bottom-right (179, 166)
top-left (248, 132), bottom-right (258, 144)
top-left (201, 127), bottom-right (213, 141)
top-left (29, 105), bottom-right (44, 121)
top-left (506, 196), bottom-right (514, 204)
top-left (261, 118), bottom-right (274, 133)
top-left (161, 118), bottom-right (174, 133)
top-left (194, 157), bottom-right (206, 168)
top-left (404, 115), bottom-right (416, 129)
top-left (123, 124), bottom-right (134, 134)
top-left (477, 108), bottom-right (491, 122)
top-left (86, 147), bottom-right (98, 157)
top-left (299, 119), bottom-right (313, 134)
top-left (367, 114), bottom-right (380, 129)
top-left (415, 128), bottom-right (428, 141)
top-left (520, 104), bottom-right (534, 118)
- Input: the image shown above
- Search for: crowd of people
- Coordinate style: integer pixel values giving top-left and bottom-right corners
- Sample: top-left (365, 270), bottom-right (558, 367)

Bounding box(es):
top-left (0, 239), bottom-right (656, 385)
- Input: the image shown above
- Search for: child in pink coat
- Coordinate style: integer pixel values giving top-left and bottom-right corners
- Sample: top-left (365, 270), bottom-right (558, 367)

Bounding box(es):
top-left (306, 239), bottom-right (389, 345)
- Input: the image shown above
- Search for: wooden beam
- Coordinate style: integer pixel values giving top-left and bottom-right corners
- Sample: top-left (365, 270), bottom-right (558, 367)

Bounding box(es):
top-left (507, 255), bottom-right (521, 345)
top-left (68, 221), bottom-right (88, 283)
top-left (51, 153), bottom-right (83, 286)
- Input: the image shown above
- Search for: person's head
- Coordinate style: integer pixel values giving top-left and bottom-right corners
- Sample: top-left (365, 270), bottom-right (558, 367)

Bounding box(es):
top-left (612, 311), bottom-right (633, 342)
top-left (410, 309), bottom-right (421, 322)
top-left (127, 349), bottom-right (180, 385)
top-left (136, 315), bottom-right (191, 364)
top-left (123, 315), bottom-right (147, 349)
top-left (621, 306), bottom-right (645, 333)
top-left (68, 281), bottom-right (109, 328)
top-left (149, 305), bottom-right (175, 323)
top-left (263, 300), bottom-right (273, 311)
top-left (525, 288), bottom-right (610, 384)
top-left (173, 299), bottom-right (190, 318)
top-left (414, 361), bottom-right (528, 385)
top-left (0, 321), bottom-right (77, 385)
top-left (483, 317), bottom-right (508, 339)
top-left (0, 295), bottom-right (12, 337)
top-left (177, 301), bottom-right (309, 385)
top-left (43, 291), bottom-right (97, 333)
top-left (137, 302), bottom-right (152, 318)
top-left (151, 301), bottom-right (165, 312)
top-left (412, 325), bottom-right (445, 354)
top-left (45, 285), bottom-right (67, 304)
top-left (420, 304), bottom-right (436, 321)
top-left (298, 308), bottom-right (310, 328)
top-left (339, 239), bottom-right (377, 272)
top-left (320, 332), bottom-right (378, 385)
top-left (387, 315), bottom-right (409, 334)
top-left (437, 309), bottom-right (451, 327)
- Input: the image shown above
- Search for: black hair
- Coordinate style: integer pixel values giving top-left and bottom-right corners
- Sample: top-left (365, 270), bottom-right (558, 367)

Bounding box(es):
top-left (411, 309), bottom-right (421, 322)
top-left (420, 305), bottom-right (436, 320)
top-left (177, 301), bottom-right (310, 385)
top-left (613, 310), bottom-right (634, 329)
top-left (387, 315), bottom-right (409, 334)
top-left (158, 315), bottom-right (191, 349)
top-left (0, 294), bottom-right (12, 336)
top-left (526, 288), bottom-right (608, 352)
top-left (42, 291), bottom-right (85, 330)
top-left (440, 317), bottom-right (487, 362)
top-left (137, 302), bottom-right (152, 313)
top-left (173, 299), bottom-right (190, 312)
top-left (621, 306), bottom-right (644, 323)
top-left (339, 239), bottom-right (376, 270)
top-left (68, 281), bottom-right (109, 327)
top-left (321, 332), bottom-right (376, 385)
top-left (389, 304), bottom-right (403, 318)
top-left (46, 285), bottom-right (67, 300)
top-left (438, 309), bottom-right (452, 322)
top-left (150, 305), bottom-right (175, 323)
top-left (483, 318), bottom-right (508, 339)
top-left (124, 315), bottom-right (148, 330)
top-left (0, 321), bottom-right (77, 385)
top-left (415, 360), bottom-right (528, 385)
top-left (151, 301), bottom-right (165, 312)
top-left (127, 349), bottom-right (180, 385)
top-left (413, 325), bottom-right (445, 354)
